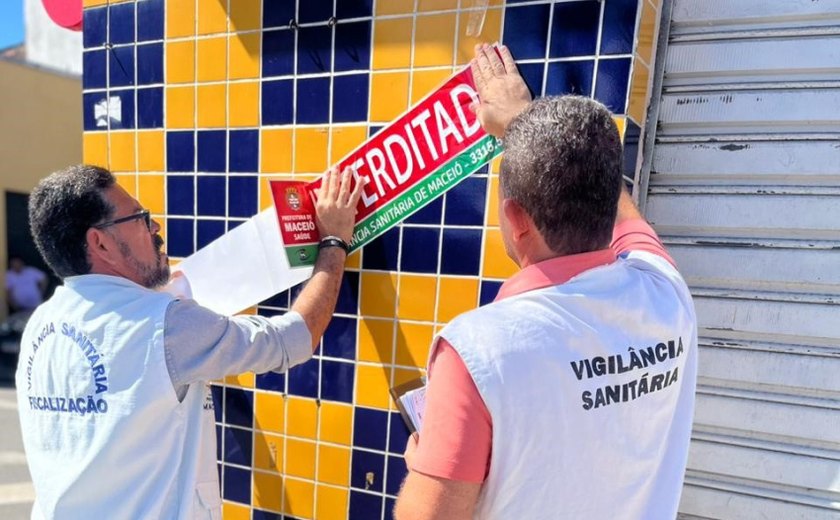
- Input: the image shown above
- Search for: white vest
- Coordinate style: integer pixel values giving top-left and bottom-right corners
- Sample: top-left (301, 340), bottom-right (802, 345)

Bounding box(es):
top-left (439, 251), bottom-right (698, 520)
top-left (16, 275), bottom-right (221, 520)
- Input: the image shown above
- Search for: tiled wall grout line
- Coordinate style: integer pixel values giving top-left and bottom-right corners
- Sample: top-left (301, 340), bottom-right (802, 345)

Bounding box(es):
top-left (80, 2), bottom-right (657, 517)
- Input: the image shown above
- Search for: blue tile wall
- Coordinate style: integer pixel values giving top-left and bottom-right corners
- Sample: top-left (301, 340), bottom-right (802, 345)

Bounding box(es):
top-left (137, 87), bottom-right (163, 128)
top-left (83, 50), bottom-right (106, 89)
top-left (81, 1), bottom-right (657, 518)
top-left (196, 175), bottom-right (227, 217)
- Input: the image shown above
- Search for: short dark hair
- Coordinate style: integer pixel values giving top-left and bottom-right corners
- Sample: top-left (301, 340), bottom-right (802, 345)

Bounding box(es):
top-left (500, 96), bottom-right (623, 255)
top-left (29, 165), bottom-right (116, 278)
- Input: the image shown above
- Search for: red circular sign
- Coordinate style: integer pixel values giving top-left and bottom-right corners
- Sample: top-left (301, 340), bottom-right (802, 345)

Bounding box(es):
top-left (42, 0), bottom-right (83, 31)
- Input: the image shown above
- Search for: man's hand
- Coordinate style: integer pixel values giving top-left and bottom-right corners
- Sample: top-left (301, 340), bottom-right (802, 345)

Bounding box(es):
top-left (291, 166), bottom-right (365, 349)
top-left (404, 433), bottom-right (419, 468)
top-left (159, 270), bottom-right (193, 299)
top-left (314, 166), bottom-right (365, 244)
top-left (469, 43), bottom-right (532, 138)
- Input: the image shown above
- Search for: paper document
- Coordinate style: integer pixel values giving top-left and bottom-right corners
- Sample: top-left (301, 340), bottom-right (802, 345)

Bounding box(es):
top-left (390, 378), bottom-right (427, 433)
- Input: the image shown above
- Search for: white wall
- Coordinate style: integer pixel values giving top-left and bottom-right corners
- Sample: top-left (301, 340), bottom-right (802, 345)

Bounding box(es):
top-left (24, 0), bottom-right (82, 75)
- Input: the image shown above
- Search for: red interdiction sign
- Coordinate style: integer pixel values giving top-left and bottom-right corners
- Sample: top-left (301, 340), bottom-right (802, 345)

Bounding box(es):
top-left (272, 60), bottom-right (503, 267)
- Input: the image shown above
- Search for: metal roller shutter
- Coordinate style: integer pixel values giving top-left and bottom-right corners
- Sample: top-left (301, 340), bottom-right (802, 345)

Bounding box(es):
top-left (641, 1), bottom-right (840, 518)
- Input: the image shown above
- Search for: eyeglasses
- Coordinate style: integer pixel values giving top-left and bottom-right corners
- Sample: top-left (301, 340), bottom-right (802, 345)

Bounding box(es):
top-left (93, 209), bottom-right (151, 231)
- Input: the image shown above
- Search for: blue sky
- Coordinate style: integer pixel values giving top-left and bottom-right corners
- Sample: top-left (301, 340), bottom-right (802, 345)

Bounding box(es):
top-left (0, 0), bottom-right (25, 50)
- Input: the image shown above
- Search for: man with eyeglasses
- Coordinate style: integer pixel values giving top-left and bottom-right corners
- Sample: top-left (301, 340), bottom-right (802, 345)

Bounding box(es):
top-left (16, 164), bottom-right (362, 519)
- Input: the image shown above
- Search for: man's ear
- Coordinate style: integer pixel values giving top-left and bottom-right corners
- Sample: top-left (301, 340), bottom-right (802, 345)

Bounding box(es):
top-left (502, 198), bottom-right (534, 244)
top-left (86, 227), bottom-right (118, 267)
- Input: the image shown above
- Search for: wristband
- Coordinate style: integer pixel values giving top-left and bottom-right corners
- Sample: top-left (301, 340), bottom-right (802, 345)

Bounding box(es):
top-left (318, 236), bottom-right (350, 254)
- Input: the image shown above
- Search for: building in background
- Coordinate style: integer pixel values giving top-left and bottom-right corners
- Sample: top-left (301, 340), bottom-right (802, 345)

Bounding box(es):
top-left (0, 0), bottom-right (82, 318)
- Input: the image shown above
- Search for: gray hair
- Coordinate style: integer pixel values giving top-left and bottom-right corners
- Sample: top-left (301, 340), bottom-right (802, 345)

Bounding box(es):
top-left (29, 165), bottom-right (115, 278)
top-left (500, 96), bottom-right (623, 255)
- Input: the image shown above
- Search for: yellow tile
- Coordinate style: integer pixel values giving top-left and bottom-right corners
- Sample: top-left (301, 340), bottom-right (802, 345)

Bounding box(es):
top-left (253, 471), bottom-right (283, 512)
top-left (372, 18), bottom-right (413, 70)
top-left (197, 0), bottom-right (227, 35)
top-left (229, 82), bottom-right (259, 128)
top-left (319, 401), bottom-right (353, 445)
top-left (490, 155), bottom-right (502, 174)
top-left (346, 250), bottom-right (361, 269)
top-left (109, 132), bottom-right (135, 172)
top-left (358, 318), bottom-right (394, 364)
top-left (463, 0), bottom-right (505, 6)
top-left (375, 2), bottom-right (414, 15)
top-left (166, 41), bottom-right (195, 85)
top-left (83, 132), bottom-right (108, 168)
top-left (197, 84), bottom-right (227, 128)
top-left (255, 392), bottom-right (285, 434)
top-left (286, 396), bottom-right (318, 439)
top-left (613, 116), bottom-right (627, 142)
top-left (285, 438), bottom-right (316, 480)
top-left (330, 126), bottom-right (367, 164)
top-left (261, 129), bottom-right (294, 173)
top-left (138, 175), bottom-right (165, 215)
top-left (238, 306), bottom-right (258, 316)
top-left (229, 0), bottom-right (261, 32)
top-left (355, 364), bottom-right (391, 410)
top-left (254, 431), bottom-right (284, 473)
top-left (414, 14), bottom-right (456, 68)
top-left (437, 276), bottom-right (479, 323)
top-left (260, 177), bottom-right (274, 211)
top-left (636, 0), bottom-right (657, 66)
top-left (158, 217), bottom-right (167, 241)
top-left (395, 322), bottom-right (434, 368)
top-left (293, 127), bottom-right (329, 174)
top-left (315, 485), bottom-right (349, 520)
top-left (627, 62), bottom-right (650, 126)
top-left (486, 175), bottom-right (500, 226)
top-left (137, 131), bottom-right (165, 172)
top-left (456, 8), bottom-right (502, 65)
top-left (229, 33), bottom-right (261, 80)
top-left (197, 36), bottom-right (227, 82)
top-left (284, 478), bottom-right (315, 519)
top-left (222, 501), bottom-right (251, 520)
top-left (165, 86), bottom-right (195, 128)
top-left (83, 0), bottom-right (108, 6)
top-left (418, 0), bottom-right (458, 10)
top-left (369, 72), bottom-right (409, 122)
top-left (115, 174), bottom-right (137, 198)
top-left (482, 228), bottom-right (518, 279)
top-left (317, 445), bottom-right (351, 487)
top-left (166, 0), bottom-right (196, 39)
top-left (234, 372), bottom-right (255, 388)
top-left (396, 275), bottom-right (437, 322)
top-left (393, 367), bottom-right (424, 389)
top-left (411, 69), bottom-right (451, 104)
top-left (360, 272), bottom-right (398, 318)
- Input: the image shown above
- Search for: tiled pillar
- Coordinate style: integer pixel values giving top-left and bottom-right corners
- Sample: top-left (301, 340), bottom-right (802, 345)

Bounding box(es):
top-left (80, 1), bottom-right (661, 518)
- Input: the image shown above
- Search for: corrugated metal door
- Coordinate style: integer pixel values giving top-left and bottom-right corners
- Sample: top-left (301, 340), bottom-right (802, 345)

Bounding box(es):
top-left (641, 1), bottom-right (840, 518)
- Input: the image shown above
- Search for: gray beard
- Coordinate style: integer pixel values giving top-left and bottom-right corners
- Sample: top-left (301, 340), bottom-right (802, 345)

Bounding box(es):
top-left (117, 239), bottom-right (170, 289)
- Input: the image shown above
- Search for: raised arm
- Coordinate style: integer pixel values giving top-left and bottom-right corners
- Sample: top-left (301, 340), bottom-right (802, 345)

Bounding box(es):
top-left (469, 44), bottom-right (532, 138)
top-left (611, 185), bottom-right (675, 265)
top-left (291, 166), bottom-right (365, 348)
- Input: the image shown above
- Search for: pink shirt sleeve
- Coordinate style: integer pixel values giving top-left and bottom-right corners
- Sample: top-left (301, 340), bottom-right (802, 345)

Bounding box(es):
top-left (408, 339), bottom-right (492, 483)
top-left (611, 218), bottom-right (676, 268)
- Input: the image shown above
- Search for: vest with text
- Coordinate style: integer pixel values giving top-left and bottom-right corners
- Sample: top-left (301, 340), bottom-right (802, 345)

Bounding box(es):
top-left (438, 251), bottom-right (698, 520)
top-left (16, 274), bottom-right (221, 520)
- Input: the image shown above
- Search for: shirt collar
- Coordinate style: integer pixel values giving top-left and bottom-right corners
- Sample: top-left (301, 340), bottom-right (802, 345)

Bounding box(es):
top-left (495, 248), bottom-right (617, 301)
top-left (63, 273), bottom-right (144, 290)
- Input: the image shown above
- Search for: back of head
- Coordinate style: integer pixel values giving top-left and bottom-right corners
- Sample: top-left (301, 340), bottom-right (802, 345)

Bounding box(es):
top-left (29, 165), bottom-right (115, 279)
top-left (501, 96), bottom-right (623, 255)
